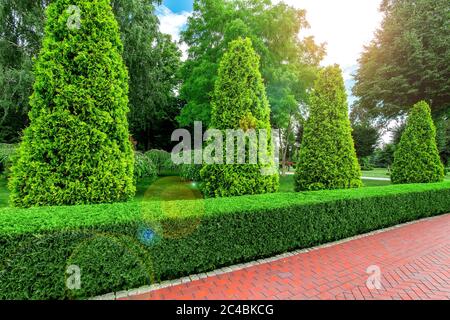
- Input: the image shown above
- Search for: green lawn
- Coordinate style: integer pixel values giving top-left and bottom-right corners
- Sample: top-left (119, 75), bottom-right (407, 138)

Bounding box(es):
top-left (0, 171), bottom-right (447, 208)
top-left (361, 168), bottom-right (391, 179)
top-left (279, 174), bottom-right (391, 192)
top-left (362, 168), bottom-right (450, 180)
top-left (362, 179), bottom-right (392, 187)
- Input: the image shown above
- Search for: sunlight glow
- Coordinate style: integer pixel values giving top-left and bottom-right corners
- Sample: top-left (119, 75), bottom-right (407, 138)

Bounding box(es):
top-left (279, 0), bottom-right (383, 76)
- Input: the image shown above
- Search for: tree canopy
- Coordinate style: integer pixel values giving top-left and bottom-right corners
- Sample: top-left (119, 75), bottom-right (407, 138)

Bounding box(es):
top-left (177, 0), bottom-right (325, 128)
top-left (0, 0), bottom-right (181, 149)
top-left (352, 123), bottom-right (381, 159)
top-left (352, 0), bottom-right (450, 123)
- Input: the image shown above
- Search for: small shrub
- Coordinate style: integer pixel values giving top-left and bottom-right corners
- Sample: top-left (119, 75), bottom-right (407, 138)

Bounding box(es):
top-left (360, 157), bottom-right (375, 171)
top-left (180, 163), bottom-right (203, 182)
top-left (134, 152), bottom-right (157, 180)
top-left (391, 101), bottom-right (445, 184)
top-left (145, 150), bottom-right (177, 176)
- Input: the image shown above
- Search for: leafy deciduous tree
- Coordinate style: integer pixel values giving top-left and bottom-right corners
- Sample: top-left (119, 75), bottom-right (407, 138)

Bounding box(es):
top-left (0, 0), bottom-right (181, 150)
top-left (351, 123), bottom-right (381, 159)
top-left (352, 0), bottom-right (450, 122)
top-left (177, 0), bottom-right (325, 128)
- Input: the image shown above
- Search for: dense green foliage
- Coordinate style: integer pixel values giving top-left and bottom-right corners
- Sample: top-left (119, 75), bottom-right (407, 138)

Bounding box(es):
top-left (391, 101), bottom-right (445, 184)
top-left (134, 152), bottom-right (157, 180)
top-left (352, 0), bottom-right (450, 122)
top-left (200, 38), bottom-right (279, 197)
top-left (179, 164), bottom-right (203, 182)
top-left (0, 181), bottom-right (449, 299)
top-left (177, 0), bottom-right (325, 127)
top-left (352, 123), bottom-right (381, 159)
top-left (145, 150), bottom-right (176, 176)
top-left (0, 1), bottom-right (47, 143)
top-left (8, 0), bottom-right (135, 207)
top-left (112, 0), bottom-right (182, 150)
top-left (436, 117), bottom-right (450, 166)
top-left (0, 0), bottom-right (181, 149)
top-left (0, 143), bottom-right (16, 174)
top-left (295, 66), bottom-right (362, 191)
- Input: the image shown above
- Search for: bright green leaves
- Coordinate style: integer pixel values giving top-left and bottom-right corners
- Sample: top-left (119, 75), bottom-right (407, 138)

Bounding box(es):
top-left (201, 38), bottom-right (279, 197)
top-left (177, 0), bottom-right (325, 127)
top-left (295, 65), bottom-right (362, 191)
top-left (9, 0), bottom-right (135, 207)
top-left (391, 101), bottom-right (445, 184)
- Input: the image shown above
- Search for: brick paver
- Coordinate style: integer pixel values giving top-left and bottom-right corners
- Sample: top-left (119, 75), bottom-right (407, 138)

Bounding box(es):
top-left (124, 214), bottom-right (450, 300)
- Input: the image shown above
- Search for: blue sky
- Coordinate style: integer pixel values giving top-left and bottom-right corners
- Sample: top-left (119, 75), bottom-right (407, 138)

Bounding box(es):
top-left (162, 0), bottom-right (194, 13)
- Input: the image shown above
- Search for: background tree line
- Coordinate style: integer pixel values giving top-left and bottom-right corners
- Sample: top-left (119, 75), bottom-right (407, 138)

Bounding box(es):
top-left (1, 0), bottom-right (448, 168)
top-left (0, 0), bottom-right (181, 150)
top-left (351, 0), bottom-right (450, 167)
top-left (0, 0), bottom-right (326, 169)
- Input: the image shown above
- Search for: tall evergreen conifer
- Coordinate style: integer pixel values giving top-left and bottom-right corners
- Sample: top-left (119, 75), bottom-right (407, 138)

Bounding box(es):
top-left (295, 65), bottom-right (362, 191)
top-left (9, 0), bottom-right (135, 207)
top-left (392, 101), bottom-right (444, 184)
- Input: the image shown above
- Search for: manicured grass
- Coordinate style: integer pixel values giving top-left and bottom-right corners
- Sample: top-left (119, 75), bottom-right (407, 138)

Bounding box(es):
top-left (0, 170), bottom-right (445, 208)
top-left (279, 174), bottom-right (392, 191)
top-left (135, 176), bottom-right (202, 202)
top-left (361, 168), bottom-right (391, 178)
top-left (0, 173), bottom-right (429, 208)
top-left (362, 168), bottom-right (450, 180)
top-left (362, 179), bottom-right (392, 187)
top-left (0, 174), bottom-right (305, 208)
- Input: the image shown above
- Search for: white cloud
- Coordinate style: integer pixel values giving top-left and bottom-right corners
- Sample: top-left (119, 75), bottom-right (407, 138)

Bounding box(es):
top-left (156, 5), bottom-right (192, 60)
top-left (277, 0), bottom-right (383, 70)
top-left (157, 1), bottom-right (384, 69)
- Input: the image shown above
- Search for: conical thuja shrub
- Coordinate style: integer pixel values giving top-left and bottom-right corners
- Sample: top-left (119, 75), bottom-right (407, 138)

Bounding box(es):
top-left (391, 101), bottom-right (444, 184)
top-left (200, 37), bottom-right (279, 197)
top-left (295, 65), bottom-right (362, 191)
top-left (9, 0), bottom-right (135, 207)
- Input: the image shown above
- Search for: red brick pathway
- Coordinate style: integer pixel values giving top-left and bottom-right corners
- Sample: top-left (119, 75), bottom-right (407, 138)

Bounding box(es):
top-left (125, 214), bottom-right (450, 300)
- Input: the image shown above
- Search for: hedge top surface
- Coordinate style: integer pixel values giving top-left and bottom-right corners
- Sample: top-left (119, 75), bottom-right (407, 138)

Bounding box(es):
top-left (1, 181), bottom-right (449, 236)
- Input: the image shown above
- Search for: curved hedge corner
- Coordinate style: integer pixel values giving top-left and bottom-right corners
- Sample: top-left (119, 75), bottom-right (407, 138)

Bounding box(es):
top-left (0, 182), bottom-right (449, 299)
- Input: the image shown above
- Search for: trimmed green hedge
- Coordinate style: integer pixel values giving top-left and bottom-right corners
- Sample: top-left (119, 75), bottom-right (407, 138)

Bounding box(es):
top-left (1, 182), bottom-right (450, 299)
